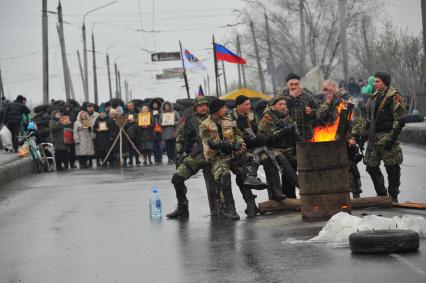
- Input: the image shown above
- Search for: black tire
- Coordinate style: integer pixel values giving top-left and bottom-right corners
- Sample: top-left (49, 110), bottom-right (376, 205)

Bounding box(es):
top-left (349, 229), bottom-right (420, 254)
top-left (132, 99), bottom-right (145, 107)
top-left (405, 114), bottom-right (424, 123)
top-left (33, 104), bottom-right (49, 114)
top-left (35, 119), bottom-right (50, 129)
top-left (66, 98), bottom-right (81, 109)
top-left (176, 98), bottom-right (194, 108)
top-left (51, 100), bottom-right (65, 106)
top-left (173, 103), bottom-right (185, 113)
top-left (109, 98), bottom-right (125, 108)
top-left (46, 104), bottom-right (64, 114)
top-left (42, 112), bottom-right (51, 120)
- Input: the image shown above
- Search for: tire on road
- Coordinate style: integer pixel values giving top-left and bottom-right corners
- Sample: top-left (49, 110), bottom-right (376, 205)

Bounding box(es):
top-left (405, 114), bottom-right (424, 123)
top-left (176, 98), bottom-right (194, 108)
top-left (33, 104), bottom-right (49, 114)
top-left (349, 229), bottom-right (420, 254)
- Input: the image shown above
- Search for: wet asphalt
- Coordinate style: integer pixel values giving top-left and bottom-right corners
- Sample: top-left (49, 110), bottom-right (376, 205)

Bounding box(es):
top-left (0, 144), bottom-right (426, 282)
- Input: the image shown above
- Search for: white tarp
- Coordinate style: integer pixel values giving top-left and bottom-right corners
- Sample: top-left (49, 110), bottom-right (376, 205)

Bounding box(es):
top-left (0, 125), bottom-right (13, 151)
top-left (284, 212), bottom-right (426, 248)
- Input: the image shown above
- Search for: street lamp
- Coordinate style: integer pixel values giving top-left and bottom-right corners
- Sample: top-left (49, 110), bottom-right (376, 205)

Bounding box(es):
top-left (82, 1), bottom-right (117, 102)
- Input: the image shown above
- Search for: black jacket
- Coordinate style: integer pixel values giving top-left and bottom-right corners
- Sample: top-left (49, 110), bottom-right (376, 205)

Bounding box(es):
top-left (4, 101), bottom-right (30, 124)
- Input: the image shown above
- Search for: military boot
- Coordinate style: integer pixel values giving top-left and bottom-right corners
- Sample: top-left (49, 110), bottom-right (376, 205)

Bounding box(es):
top-left (267, 185), bottom-right (287, 201)
top-left (366, 166), bottom-right (387, 196)
top-left (167, 174), bottom-right (189, 219)
top-left (219, 173), bottom-right (240, 220)
top-left (239, 186), bottom-right (259, 218)
top-left (385, 165), bottom-right (401, 203)
top-left (244, 162), bottom-right (268, 190)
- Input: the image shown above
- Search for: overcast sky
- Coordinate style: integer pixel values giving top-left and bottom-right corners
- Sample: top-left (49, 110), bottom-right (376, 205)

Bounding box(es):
top-left (0, 0), bottom-right (422, 105)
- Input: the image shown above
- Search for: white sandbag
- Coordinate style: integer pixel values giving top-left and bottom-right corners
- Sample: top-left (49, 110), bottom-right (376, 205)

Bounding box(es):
top-left (0, 125), bottom-right (13, 151)
top-left (284, 212), bottom-right (426, 248)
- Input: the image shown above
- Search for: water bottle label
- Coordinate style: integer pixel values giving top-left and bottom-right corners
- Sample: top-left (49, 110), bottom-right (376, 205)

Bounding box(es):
top-left (156, 200), bottom-right (161, 208)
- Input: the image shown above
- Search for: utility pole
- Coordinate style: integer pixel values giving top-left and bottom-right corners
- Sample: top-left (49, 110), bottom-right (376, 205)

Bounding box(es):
top-left (299, 0), bottom-right (306, 74)
top-left (265, 11), bottom-right (277, 95)
top-left (82, 23), bottom-right (89, 101)
top-left (250, 21), bottom-right (266, 93)
top-left (237, 35), bottom-right (247, 88)
top-left (221, 61), bottom-right (228, 94)
top-left (129, 89), bottom-right (133, 101)
top-left (106, 54), bottom-right (113, 99)
top-left (42, 0), bottom-right (49, 104)
top-left (114, 62), bottom-right (119, 98)
top-left (421, 0), bottom-right (426, 91)
top-left (204, 78), bottom-right (207, 96)
top-left (77, 50), bottom-right (86, 100)
top-left (0, 63), bottom-right (4, 101)
top-left (339, 0), bottom-right (349, 82)
top-left (118, 70), bottom-right (122, 99)
top-left (57, 2), bottom-right (71, 100)
top-left (92, 32), bottom-right (98, 105)
top-left (125, 80), bottom-right (129, 102)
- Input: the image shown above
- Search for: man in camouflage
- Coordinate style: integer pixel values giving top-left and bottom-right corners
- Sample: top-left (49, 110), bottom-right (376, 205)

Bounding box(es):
top-left (362, 72), bottom-right (405, 203)
top-left (200, 98), bottom-right (257, 220)
top-left (258, 97), bottom-right (302, 199)
top-left (230, 95), bottom-right (286, 202)
top-left (166, 96), bottom-right (209, 219)
top-left (278, 73), bottom-right (318, 141)
top-left (317, 79), bottom-right (365, 198)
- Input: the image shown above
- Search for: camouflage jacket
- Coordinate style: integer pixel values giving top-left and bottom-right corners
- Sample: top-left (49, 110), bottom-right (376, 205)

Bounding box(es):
top-left (258, 109), bottom-right (301, 149)
top-left (200, 114), bottom-right (244, 161)
top-left (175, 112), bottom-right (207, 156)
top-left (277, 89), bottom-right (318, 140)
top-left (366, 86), bottom-right (406, 133)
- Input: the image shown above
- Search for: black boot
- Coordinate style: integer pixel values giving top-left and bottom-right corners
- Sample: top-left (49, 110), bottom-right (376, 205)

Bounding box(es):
top-left (136, 156), bottom-right (141, 165)
top-left (263, 159), bottom-right (287, 201)
top-left (128, 156), bottom-right (133, 166)
top-left (366, 166), bottom-right (387, 196)
top-left (244, 162), bottom-right (268, 190)
top-left (219, 173), bottom-right (240, 220)
top-left (167, 174), bottom-right (189, 219)
top-left (385, 165), bottom-right (401, 203)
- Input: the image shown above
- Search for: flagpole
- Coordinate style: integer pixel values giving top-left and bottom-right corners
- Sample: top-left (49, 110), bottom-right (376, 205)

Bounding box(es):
top-left (212, 34), bottom-right (220, 98)
top-left (179, 40), bottom-right (191, 99)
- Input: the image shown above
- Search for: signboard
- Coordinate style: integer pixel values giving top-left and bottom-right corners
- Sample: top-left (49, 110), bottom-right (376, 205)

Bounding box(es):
top-left (138, 112), bottom-right (151, 127)
top-left (151, 52), bottom-right (181, 62)
top-left (161, 113), bottom-right (175, 126)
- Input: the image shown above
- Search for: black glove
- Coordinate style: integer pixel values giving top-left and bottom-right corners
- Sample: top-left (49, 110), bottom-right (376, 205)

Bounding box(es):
top-left (208, 140), bottom-right (234, 154)
top-left (256, 133), bottom-right (267, 146)
top-left (232, 142), bottom-right (242, 151)
top-left (383, 139), bottom-right (394, 150)
top-left (277, 124), bottom-right (295, 137)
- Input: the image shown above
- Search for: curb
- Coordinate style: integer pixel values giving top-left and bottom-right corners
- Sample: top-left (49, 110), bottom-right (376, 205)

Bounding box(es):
top-left (0, 157), bottom-right (36, 187)
top-left (401, 126), bottom-right (426, 146)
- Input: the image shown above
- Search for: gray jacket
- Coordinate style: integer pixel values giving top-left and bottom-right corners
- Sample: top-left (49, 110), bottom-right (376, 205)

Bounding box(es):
top-left (73, 111), bottom-right (95, 156)
top-left (159, 101), bottom-right (180, 141)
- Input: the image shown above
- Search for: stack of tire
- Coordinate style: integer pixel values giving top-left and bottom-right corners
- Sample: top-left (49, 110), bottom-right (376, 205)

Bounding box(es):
top-left (32, 99), bottom-right (81, 142)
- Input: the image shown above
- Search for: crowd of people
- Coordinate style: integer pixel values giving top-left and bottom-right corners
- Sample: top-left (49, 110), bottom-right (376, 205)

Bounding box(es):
top-left (0, 71), bottom-right (406, 221)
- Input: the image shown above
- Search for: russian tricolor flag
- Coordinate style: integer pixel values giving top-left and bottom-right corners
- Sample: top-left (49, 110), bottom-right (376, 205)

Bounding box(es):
top-left (214, 43), bottom-right (247, 65)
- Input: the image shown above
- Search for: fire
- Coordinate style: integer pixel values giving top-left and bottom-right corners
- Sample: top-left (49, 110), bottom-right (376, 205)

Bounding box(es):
top-left (311, 101), bottom-right (345, 142)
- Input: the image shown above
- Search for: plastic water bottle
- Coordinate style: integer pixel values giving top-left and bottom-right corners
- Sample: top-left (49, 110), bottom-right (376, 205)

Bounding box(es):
top-left (149, 187), bottom-right (162, 218)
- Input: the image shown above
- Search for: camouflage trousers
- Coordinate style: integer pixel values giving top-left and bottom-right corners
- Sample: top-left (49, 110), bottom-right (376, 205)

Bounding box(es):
top-left (210, 154), bottom-right (246, 182)
top-left (363, 132), bottom-right (403, 167)
top-left (175, 153), bottom-right (207, 180)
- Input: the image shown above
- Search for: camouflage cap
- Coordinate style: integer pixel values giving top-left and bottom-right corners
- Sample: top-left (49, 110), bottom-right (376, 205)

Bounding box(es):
top-left (193, 96), bottom-right (209, 108)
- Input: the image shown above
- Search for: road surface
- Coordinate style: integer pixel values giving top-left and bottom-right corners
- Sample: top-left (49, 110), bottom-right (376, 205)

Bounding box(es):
top-left (0, 143), bottom-right (426, 282)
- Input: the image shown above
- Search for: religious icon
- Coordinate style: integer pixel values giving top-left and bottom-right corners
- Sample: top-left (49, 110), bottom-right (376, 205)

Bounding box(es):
top-left (98, 121), bottom-right (108, 131)
top-left (138, 112), bottom-right (151, 127)
top-left (161, 113), bottom-right (175, 126)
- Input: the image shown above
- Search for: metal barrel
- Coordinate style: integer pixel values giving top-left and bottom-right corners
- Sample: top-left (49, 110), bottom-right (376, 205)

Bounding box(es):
top-left (296, 141), bottom-right (351, 222)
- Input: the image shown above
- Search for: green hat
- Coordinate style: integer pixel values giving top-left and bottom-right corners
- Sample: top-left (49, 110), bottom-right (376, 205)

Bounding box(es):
top-left (193, 96), bottom-right (209, 109)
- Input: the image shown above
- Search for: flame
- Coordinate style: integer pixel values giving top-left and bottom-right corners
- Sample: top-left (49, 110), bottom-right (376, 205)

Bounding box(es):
top-left (310, 101), bottom-right (345, 142)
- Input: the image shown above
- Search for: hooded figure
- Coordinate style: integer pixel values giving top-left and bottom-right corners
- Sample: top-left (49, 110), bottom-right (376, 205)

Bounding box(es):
top-left (49, 109), bottom-right (68, 170)
top-left (148, 98), bottom-right (163, 163)
top-left (3, 95), bottom-right (30, 152)
top-left (73, 111), bottom-right (95, 168)
top-left (93, 110), bottom-right (111, 166)
top-left (159, 101), bottom-right (181, 164)
top-left (63, 103), bottom-right (77, 168)
top-left (135, 105), bottom-right (154, 165)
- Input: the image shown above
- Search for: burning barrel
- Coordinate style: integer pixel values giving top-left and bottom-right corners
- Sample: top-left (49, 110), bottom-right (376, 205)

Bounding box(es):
top-left (296, 140), bottom-right (351, 222)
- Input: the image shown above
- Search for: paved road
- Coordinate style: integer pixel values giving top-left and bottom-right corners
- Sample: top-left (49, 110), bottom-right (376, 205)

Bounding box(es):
top-left (0, 144), bottom-right (426, 282)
